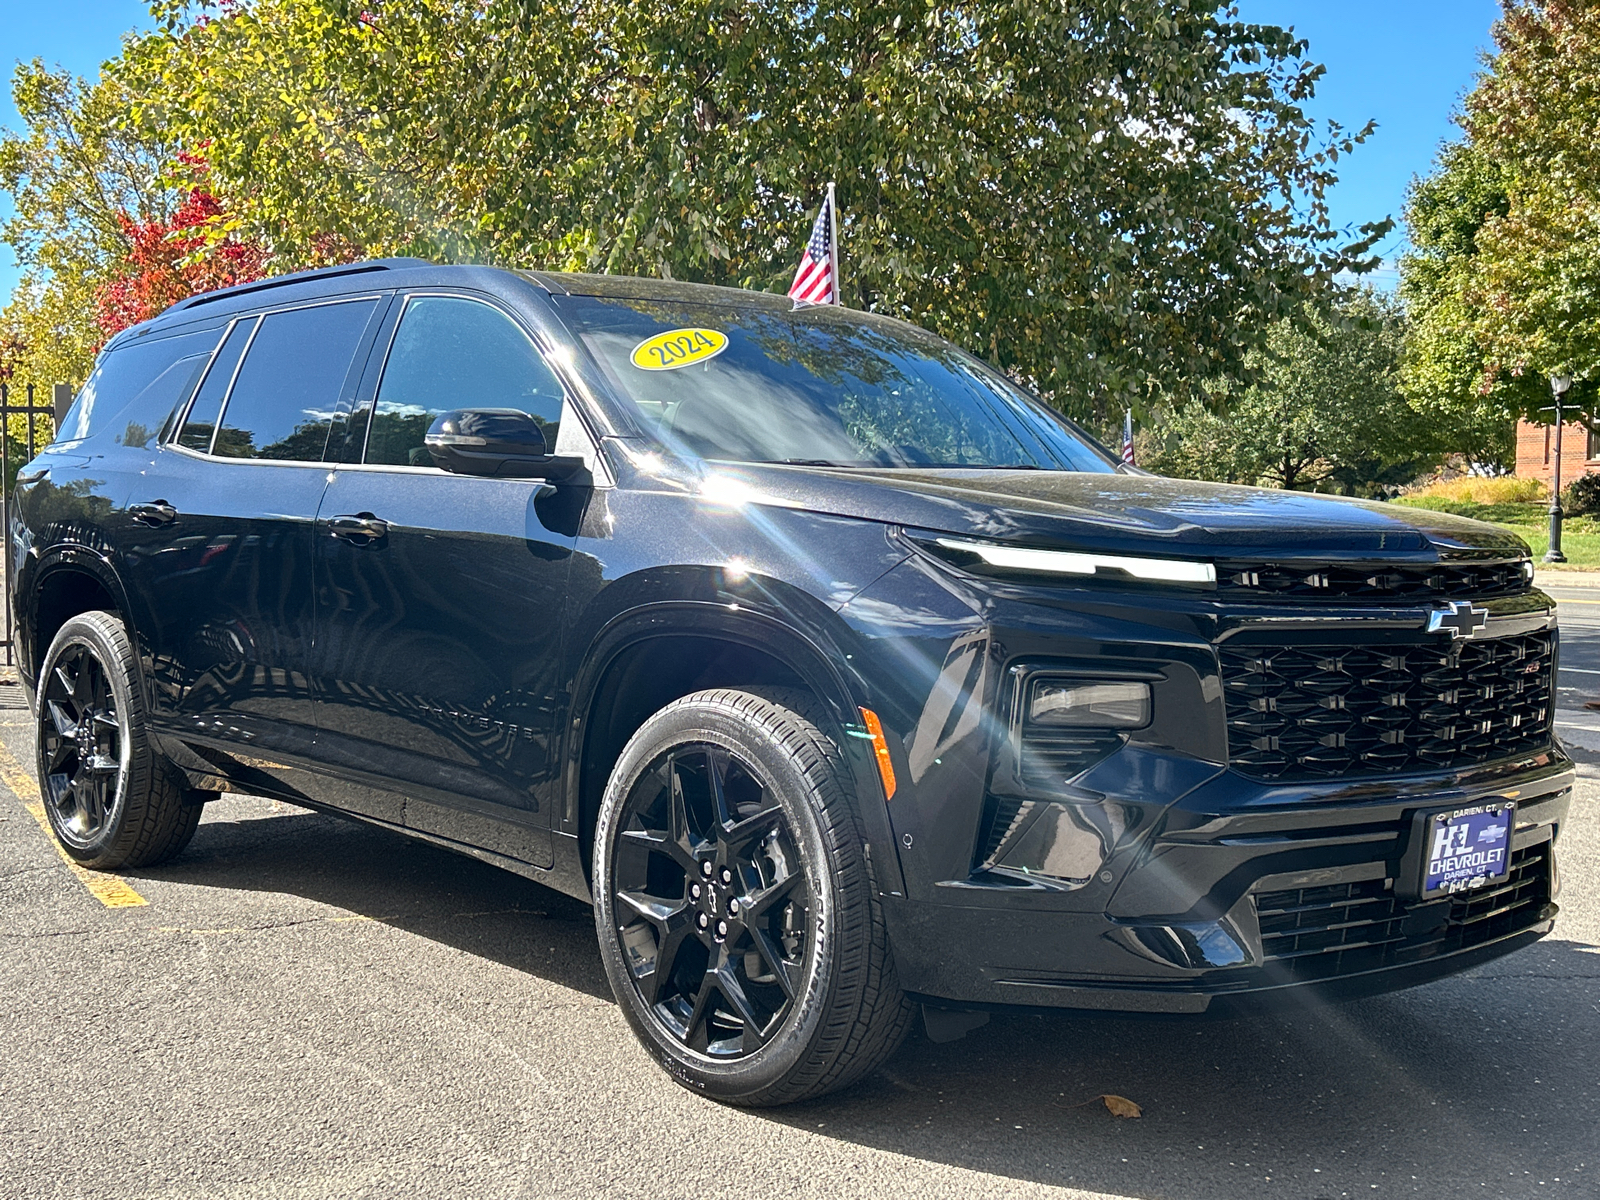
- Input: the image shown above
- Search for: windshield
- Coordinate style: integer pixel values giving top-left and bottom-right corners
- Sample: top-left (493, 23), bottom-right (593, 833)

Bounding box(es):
top-left (552, 295), bottom-right (1117, 472)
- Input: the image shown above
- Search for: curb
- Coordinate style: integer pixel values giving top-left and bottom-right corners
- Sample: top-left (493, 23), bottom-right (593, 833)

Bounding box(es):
top-left (1535, 570), bottom-right (1600, 589)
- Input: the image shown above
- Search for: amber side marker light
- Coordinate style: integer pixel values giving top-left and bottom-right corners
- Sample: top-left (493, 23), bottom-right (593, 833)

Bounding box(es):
top-left (859, 707), bottom-right (897, 801)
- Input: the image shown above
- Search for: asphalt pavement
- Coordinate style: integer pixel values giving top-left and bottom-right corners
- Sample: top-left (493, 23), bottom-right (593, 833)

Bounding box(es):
top-left (1, 595), bottom-right (1597, 1200)
top-left (1545, 579), bottom-right (1600, 753)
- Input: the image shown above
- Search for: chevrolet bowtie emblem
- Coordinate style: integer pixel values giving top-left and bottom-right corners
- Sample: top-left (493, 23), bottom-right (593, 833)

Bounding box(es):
top-left (1426, 600), bottom-right (1490, 640)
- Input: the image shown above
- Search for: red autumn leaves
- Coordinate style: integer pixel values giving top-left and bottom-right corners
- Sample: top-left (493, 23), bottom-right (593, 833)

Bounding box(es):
top-left (93, 183), bottom-right (267, 342)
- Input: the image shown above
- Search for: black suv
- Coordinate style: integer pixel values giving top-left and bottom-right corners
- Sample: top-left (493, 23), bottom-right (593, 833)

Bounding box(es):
top-left (11, 260), bottom-right (1570, 1105)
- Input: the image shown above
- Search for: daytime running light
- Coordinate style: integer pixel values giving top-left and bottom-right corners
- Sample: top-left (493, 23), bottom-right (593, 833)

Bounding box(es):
top-left (933, 538), bottom-right (1216, 585)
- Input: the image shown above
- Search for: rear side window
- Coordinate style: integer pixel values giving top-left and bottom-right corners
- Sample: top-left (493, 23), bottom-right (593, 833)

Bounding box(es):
top-left (177, 318), bottom-right (256, 452)
top-left (56, 327), bottom-right (224, 449)
top-left (210, 299), bottom-right (380, 461)
top-left (363, 296), bottom-right (565, 467)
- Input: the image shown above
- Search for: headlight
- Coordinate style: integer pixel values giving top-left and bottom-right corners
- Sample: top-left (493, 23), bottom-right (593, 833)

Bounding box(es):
top-left (1027, 679), bottom-right (1151, 729)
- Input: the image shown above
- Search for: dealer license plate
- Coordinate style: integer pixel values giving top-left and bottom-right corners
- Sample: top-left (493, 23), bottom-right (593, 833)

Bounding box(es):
top-left (1421, 803), bottom-right (1514, 897)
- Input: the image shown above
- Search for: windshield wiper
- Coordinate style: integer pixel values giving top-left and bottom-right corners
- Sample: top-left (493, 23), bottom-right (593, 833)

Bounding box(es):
top-left (772, 458), bottom-right (873, 468)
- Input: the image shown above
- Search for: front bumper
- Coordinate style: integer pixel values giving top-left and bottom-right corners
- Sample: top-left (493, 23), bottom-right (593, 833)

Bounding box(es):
top-left (883, 750), bottom-right (1571, 1013)
top-left (841, 552), bottom-right (1568, 1012)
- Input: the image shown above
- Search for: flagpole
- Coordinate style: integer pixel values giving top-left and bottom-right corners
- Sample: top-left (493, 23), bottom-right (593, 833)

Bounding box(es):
top-left (827, 181), bottom-right (841, 306)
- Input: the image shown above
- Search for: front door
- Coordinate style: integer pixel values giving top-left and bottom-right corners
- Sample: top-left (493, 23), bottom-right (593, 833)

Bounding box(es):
top-left (120, 296), bottom-right (386, 795)
top-left (308, 293), bottom-right (581, 868)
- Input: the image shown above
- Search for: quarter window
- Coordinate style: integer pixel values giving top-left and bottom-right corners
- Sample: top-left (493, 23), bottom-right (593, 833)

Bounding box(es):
top-left (58, 327), bottom-right (223, 450)
top-left (208, 299), bottom-right (379, 461)
top-left (364, 296), bottom-right (565, 467)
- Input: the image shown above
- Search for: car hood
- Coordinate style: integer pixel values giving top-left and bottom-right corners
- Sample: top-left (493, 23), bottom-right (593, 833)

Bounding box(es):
top-left (687, 464), bottom-right (1528, 561)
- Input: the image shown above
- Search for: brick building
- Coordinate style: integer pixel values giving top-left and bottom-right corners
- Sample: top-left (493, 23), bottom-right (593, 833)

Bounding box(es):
top-left (1515, 417), bottom-right (1600, 484)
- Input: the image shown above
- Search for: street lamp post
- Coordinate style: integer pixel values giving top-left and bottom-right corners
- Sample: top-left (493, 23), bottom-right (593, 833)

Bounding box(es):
top-left (1547, 374), bottom-right (1574, 564)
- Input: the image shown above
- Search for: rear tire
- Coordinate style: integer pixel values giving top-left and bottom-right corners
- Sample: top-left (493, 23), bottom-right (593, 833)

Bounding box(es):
top-left (35, 610), bottom-right (201, 869)
top-left (593, 687), bottom-right (913, 1106)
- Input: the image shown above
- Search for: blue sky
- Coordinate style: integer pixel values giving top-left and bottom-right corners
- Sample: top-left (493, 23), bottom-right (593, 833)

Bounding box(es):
top-left (1237, 0), bottom-right (1503, 287)
top-left (1, 0), bottom-right (1501, 303)
top-left (0, 0), bottom-right (151, 303)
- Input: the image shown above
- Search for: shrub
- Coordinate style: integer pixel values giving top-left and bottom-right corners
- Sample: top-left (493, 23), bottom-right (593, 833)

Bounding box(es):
top-left (1392, 495), bottom-right (1481, 517)
top-left (1402, 476), bottom-right (1547, 506)
top-left (1563, 472), bottom-right (1600, 515)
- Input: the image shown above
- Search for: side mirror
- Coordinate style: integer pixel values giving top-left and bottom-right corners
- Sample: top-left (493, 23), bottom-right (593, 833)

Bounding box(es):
top-left (424, 409), bottom-right (584, 480)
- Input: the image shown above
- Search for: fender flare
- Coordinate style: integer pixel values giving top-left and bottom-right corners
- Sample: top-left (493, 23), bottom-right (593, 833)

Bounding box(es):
top-left (562, 599), bottom-right (906, 897)
top-left (21, 545), bottom-right (150, 708)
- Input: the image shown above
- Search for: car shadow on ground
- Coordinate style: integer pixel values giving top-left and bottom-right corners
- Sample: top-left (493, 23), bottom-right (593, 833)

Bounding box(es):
top-left (130, 801), bottom-right (614, 1001)
top-left (134, 802), bottom-right (1599, 1199)
top-left (764, 935), bottom-right (1600, 1197)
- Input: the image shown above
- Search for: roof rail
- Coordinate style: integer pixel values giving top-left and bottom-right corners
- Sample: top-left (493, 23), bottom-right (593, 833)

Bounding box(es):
top-left (172, 257), bottom-right (435, 311)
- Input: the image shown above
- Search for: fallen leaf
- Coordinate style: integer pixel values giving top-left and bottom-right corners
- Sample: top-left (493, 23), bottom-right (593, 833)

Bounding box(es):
top-left (1100, 1094), bottom-right (1142, 1118)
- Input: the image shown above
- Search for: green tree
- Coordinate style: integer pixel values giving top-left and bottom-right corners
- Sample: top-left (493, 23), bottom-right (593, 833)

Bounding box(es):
top-left (0, 63), bottom-right (172, 389)
top-left (1146, 288), bottom-right (1437, 493)
top-left (114, 0), bottom-right (1385, 422)
top-left (1467, 1), bottom-right (1600, 389)
top-left (1400, 1), bottom-right (1600, 455)
top-left (0, 57), bottom-right (266, 405)
top-left (1398, 141), bottom-right (1525, 468)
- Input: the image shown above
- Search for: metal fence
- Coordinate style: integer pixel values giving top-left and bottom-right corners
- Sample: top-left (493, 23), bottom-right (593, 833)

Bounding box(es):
top-left (1, 381), bottom-right (70, 667)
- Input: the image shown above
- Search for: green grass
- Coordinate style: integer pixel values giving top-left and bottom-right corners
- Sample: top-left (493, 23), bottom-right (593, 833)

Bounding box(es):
top-left (1393, 496), bottom-right (1600, 568)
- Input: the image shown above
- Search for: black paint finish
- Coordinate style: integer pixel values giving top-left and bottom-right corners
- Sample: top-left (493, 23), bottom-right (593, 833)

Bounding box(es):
top-left (308, 467), bottom-right (572, 867)
top-left (8, 260), bottom-right (1573, 1014)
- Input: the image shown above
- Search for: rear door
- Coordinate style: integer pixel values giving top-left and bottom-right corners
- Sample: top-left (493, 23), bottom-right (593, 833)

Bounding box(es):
top-left (119, 296), bottom-right (388, 794)
top-left (307, 292), bottom-right (581, 868)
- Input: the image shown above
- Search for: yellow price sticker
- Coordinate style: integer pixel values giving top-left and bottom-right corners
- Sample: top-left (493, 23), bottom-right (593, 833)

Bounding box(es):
top-left (630, 328), bottom-right (729, 371)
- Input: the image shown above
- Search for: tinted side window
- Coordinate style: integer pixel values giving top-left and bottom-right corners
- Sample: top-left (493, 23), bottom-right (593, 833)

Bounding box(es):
top-left (178, 318), bottom-right (256, 452)
top-left (212, 299), bottom-right (379, 461)
top-left (365, 296), bottom-right (564, 467)
top-left (57, 327), bottom-right (224, 449)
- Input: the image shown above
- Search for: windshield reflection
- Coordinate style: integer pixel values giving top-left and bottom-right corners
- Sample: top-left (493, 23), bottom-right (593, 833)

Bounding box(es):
top-left (553, 296), bottom-right (1117, 473)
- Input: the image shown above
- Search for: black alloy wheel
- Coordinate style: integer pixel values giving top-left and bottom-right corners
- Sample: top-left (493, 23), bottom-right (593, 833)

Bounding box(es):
top-left (611, 744), bottom-right (813, 1057)
top-left (34, 610), bottom-right (202, 869)
top-left (40, 640), bottom-right (128, 847)
top-left (594, 688), bottom-right (913, 1106)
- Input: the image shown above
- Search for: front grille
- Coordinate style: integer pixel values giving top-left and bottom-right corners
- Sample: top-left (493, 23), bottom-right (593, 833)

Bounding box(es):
top-left (1215, 559), bottom-right (1530, 603)
top-left (1255, 841), bottom-right (1553, 983)
top-left (1222, 630), bottom-right (1553, 782)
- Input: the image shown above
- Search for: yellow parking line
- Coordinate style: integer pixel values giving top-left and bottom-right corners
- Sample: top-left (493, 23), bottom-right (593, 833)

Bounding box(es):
top-left (0, 739), bottom-right (148, 908)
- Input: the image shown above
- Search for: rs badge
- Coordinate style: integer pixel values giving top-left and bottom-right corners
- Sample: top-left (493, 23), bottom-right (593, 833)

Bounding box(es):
top-left (1426, 600), bottom-right (1489, 640)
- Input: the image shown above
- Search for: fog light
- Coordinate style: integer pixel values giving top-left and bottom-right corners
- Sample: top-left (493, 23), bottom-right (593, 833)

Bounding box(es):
top-left (1028, 680), bottom-right (1151, 728)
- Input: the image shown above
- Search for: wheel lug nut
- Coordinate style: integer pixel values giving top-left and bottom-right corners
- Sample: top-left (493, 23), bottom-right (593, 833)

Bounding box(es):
top-left (697, 913), bottom-right (709, 929)
top-left (700, 861), bottom-right (713, 877)
top-left (728, 899), bottom-right (740, 915)
top-left (716, 920), bottom-right (728, 937)
top-left (691, 883), bottom-right (701, 900)
top-left (720, 867), bottom-right (732, 885)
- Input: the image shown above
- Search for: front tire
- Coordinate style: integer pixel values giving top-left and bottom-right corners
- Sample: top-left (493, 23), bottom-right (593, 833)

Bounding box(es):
top-left (35, 610), bottom-right (200, 869)
top-left (593, 687), bottom-right (912, 1106)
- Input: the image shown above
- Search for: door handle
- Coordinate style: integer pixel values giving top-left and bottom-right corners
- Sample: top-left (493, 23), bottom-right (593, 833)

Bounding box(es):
top-left (129, 500), bottom-right (178, 527)
top-left (327, 512), bottom-right (390, 545)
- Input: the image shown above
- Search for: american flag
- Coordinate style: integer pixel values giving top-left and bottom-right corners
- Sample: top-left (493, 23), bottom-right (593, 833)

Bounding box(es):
top-left (787, 189), bottom-right (838, 305)
top-left (1120, 409), bottom-right (1136, 465)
